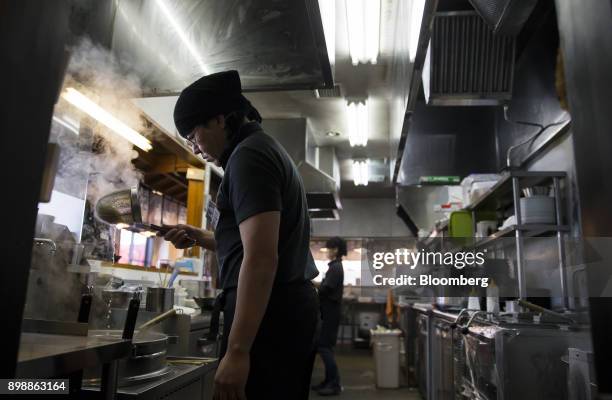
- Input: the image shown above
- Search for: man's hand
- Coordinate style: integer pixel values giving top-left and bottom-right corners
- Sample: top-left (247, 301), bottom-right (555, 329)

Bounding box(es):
top-left (161, 224), bottom-right (216, 251)
top-left (162, 224), bottom-right (199, 248)
top-left (213, 350), bottom-right (249, 400)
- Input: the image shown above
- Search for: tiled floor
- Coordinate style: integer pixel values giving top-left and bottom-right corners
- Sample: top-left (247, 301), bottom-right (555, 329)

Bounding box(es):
top-left (310, 345), bottom-right (422, 399)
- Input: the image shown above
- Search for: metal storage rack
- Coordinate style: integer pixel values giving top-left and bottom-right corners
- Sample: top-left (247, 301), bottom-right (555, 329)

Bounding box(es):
top-left (465, 171), bottom-right (569, 309)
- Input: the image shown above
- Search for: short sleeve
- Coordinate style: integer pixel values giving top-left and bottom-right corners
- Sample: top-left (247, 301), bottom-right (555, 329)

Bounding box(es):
top-left (228, 147), bottom-right (283, 225)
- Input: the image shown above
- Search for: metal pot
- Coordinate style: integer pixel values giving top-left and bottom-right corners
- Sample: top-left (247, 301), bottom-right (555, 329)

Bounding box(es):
top-left (101, 289), bottom-right (133, 309)
top-left (85, 330), bottom-right (170, 386)
top-left (146, 287), bottom-right (174, 312)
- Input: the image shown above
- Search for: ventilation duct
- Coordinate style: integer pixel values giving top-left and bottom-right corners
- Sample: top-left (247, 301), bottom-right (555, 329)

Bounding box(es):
top-left (422, 11), bottom-right (515, 106)
top-left (468, 0), bottom-right (538, 36)
top-left (262, 119), bottom-right (341, 218)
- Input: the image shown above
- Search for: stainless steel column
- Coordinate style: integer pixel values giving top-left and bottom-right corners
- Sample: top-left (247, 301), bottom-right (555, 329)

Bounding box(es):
top-left (512, 177), bottom-right (527, 299)
top-left (553, 177), bottom-right (569, 309)
top-left (556, 0), bottom-right (612, 393)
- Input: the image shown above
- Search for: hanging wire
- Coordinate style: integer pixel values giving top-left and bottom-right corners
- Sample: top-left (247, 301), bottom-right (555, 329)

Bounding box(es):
top-left (504, 105), bottom-right (571, 168)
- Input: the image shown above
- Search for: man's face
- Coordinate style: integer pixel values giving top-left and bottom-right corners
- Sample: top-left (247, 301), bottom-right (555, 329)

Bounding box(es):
top-left (186, 115), bottom-right (227, 166)
top-left (327, 247), bottom-right (339, 261)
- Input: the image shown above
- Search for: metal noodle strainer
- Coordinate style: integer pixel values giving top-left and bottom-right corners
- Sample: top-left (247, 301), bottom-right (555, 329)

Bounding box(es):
top-left (95, 185), bottom-right (170, 234)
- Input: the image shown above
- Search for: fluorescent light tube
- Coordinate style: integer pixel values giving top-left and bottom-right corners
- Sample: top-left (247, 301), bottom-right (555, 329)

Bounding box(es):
top-left (347, 101), bottom-right (369, 147)
top-left (352, 159), bottom-right (369, 186)
top-left (346, 0), bottom-right (380, 65)
top-left (62, 88), bottom-right (153, 152)
top-left (409, 0), bottom-right (426, 62)
top-left (364, 0), bottom-right (381, 64)
top-left (318, 0), bottom-right (336, 66)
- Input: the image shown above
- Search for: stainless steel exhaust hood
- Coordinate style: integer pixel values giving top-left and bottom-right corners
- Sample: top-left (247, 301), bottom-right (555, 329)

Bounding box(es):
top-left (110, 0), bottom-right (333, 95)
top-left (261, 119), bottom-right (341, 216)
top-left (422, 11), bottom-right (516, 106)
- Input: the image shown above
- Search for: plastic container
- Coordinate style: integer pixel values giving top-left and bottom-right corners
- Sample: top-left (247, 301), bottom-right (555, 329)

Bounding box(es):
top-left (174, 286), bottom-right (188, 307)
top-left (461, 174), bottom-right (501, 205)
top-left (370, 329), bottom-right (402, 389)
top-left (449, 211), bottom-right (473, 237)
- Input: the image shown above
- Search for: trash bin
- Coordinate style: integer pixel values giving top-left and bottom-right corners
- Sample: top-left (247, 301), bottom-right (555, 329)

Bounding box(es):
top-left (371, 328), bottom-right (402, 388)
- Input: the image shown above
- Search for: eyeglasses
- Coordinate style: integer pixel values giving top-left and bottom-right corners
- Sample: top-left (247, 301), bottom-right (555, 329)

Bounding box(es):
top-left (185, 132), bottom-right (197, 149)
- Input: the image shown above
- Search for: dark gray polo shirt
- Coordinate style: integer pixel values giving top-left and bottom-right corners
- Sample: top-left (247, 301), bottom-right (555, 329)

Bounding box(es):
top-left (214, 122), bottom-right (318, 290)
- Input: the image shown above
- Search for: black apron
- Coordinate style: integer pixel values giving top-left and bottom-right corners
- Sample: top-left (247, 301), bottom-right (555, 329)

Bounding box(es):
top-left (318, 298), bottom-right (342, 349)
top-left (208, 280), bottom-right (320, 399)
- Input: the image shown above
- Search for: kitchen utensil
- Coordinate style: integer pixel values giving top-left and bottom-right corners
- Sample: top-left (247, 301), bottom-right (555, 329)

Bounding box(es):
top-left (94, 185), bottom-right (185, 236)
top-left (517, 299), bottom-right (575, 323)
top-left (84, 329), bottom-right (170, 386)
top-left (95, 186), bottom-right (142, 226)
top-left (145, 287), bottom-right (174, 312)
top-left (138, 308), bottom-right (177, 331)
top-left (522, 186), bottom-right (551, 197)
top-left (519, 195), bottom-right (556, 224)
top-left (167, 268), bottom-right (180, 288)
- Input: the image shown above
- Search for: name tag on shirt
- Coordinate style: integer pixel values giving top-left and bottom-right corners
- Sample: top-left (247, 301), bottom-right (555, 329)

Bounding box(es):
top-left (206, 198), bottom-right (220, 230)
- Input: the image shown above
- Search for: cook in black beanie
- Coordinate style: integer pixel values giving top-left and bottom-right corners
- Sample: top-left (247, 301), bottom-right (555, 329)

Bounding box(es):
top-left (164, 70), bottom-right (320, 400)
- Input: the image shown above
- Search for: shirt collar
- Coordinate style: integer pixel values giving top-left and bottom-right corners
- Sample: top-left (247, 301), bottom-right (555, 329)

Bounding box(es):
top-left (219, 121), bottom-right (263, 168)
top-left (328, 258), bottom-right (342, 267)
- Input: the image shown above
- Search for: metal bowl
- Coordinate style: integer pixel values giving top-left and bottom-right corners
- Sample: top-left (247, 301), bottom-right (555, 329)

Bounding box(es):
top-left (84, 330), bottom-right (170, 387)
top-left (522, 186), bottom-right (551, 197)
top-left (193, 297), bottom-right (216, 311)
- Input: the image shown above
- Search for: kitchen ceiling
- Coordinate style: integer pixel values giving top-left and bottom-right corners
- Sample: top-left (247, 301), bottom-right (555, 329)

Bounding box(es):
top-left (132, 0), bottom-right (423, 200)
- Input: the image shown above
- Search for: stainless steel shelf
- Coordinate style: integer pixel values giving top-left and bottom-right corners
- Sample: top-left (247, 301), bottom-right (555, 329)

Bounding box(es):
top-left (472, 224), bottom-right (570, 249)
top-left (17, 332), bottom-right (131, 378)
top-left (466, 171), bottom-right (567, 212)
top-left (419, 219), bottom-right (450, 249)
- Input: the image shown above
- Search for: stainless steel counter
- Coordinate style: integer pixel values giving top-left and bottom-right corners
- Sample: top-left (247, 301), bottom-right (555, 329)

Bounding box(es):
top-left (431, 308), bottom-right (461, 322)
top-left (17, 332), bottom-right (131, 377)
top-left (190, 313), bottom-right (212, 331)
top-left (412, 303), bottom-right (434, 314)
top-left (82, 357), bottom-right (218, 400)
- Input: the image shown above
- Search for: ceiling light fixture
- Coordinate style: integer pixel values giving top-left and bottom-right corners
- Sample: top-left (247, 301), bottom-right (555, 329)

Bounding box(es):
top-left (347, 100), bottom-right (369, 147)
top-left (62, 88), bottom-right (153, 152)
top-left (155, 0), bottom-right (208, 74)
top-left (318, 0), bottom-right (336, 66)
top-left (346, 0), bottom-right (380, 65)
top-left (409, 0), bottom-right (426, 62)
top-left (352, 159), bottom-right (370, 186)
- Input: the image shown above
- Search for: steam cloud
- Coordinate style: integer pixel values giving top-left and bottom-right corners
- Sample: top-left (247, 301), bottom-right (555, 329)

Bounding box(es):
top-left (25, 38), bottom-right (158, 321)
top-left (62, 37), bottom-right (147, 204)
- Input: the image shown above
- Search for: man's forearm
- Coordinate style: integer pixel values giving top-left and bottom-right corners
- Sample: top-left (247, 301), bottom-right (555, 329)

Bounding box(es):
top-left (226, 255), bottom-right (278, 355)
top-left (196, 229), bottom-right (217, 251)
